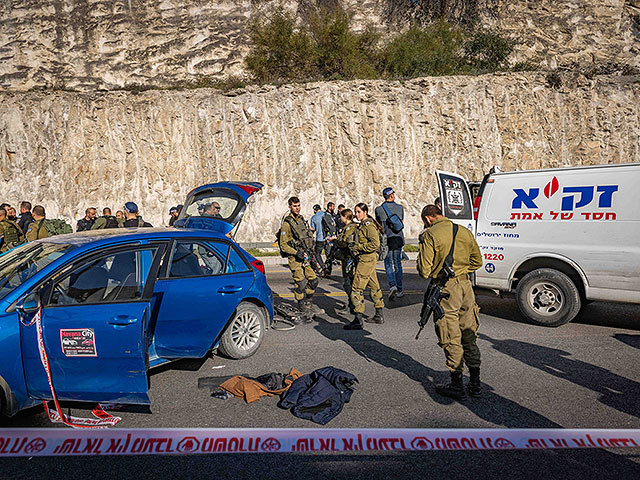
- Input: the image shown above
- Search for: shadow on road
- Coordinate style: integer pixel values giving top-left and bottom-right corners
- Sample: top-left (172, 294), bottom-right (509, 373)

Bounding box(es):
top-left (481, 334), bottom-right (640, 418)
top-left (313, 317), bottom-right (560, 428)
top-left (613, 333), bottom-right (640, 350)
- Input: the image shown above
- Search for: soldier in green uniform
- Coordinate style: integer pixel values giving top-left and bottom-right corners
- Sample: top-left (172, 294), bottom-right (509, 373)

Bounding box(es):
top-left (279, 197), bottom-right (324, 321)
top-left (25, 205), bottom-right (49, 242)
top-left (344, 203), bottom-right (385, 330)
top-left (333, 208), bottom-right (358, 314)
top-left (417, 204), bottom-right (483, 399)
top-left (0, 207), bottom-right (25, 252)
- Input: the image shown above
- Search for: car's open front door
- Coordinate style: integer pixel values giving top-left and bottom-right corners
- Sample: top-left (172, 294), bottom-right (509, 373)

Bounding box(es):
top-left (19, 244), bottom-right (165, 405)
top-left (435, 170), bottom-right (476, 234)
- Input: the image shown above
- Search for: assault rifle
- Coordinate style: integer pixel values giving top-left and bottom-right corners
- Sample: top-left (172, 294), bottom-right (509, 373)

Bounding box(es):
top-left (415, 223), bottom-right (459, 340)
top-left (415, 263), bottom-right (454, 340)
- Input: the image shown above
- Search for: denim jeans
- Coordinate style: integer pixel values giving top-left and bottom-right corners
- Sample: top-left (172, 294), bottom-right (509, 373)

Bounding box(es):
top-left (384, 248), bottom-right (403, 291)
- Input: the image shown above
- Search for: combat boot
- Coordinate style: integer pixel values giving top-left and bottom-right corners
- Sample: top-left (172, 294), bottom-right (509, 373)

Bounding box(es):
top-left (344, 312), bottom-right (364, 330)
top-left (467, 367), bottom-right (482, 398)
top-left (435, 371), bottom-right (467, 400)
top-left (365, 307), bottom-right (384, 324)
top-left (297, 299), bottom-right (313, 324)
top-left (304, 296), bottom-right (325, 317)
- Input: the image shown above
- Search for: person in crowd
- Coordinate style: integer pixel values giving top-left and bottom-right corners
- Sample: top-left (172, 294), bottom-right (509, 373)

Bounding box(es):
top-left (333, 208), bottom-right (357, 314)
top-left (279, 197), bottom-right (324, 320)
top-left (417, 204), bottom-right (483, 400)
top-left (344, 203), bottom-right (385, 330)
top-left (92, 207), bottom-right (120, 229)
top-left (321, 202), bottom-right (338, 276)
top-left (25, 205), bottom-right (49, 241)
top-left (375, 187), bottom-right (405, 301)
top-left (123, 202), bottom-right (153, 227)
top-left (77, 207), bottom-right (97, 232)
top-left (18, 201), bottom-right (34, 233)
top-left (335, 204), bottom-right (346, 231)
top-left (204, 201), bottom-right (223, 218)
top-left (0, 203), bottom-right (9, 211)
top-left (0, 207), bottom-right (24, 252)
top-left (6, 206), bottom-right (17, 222)
top-left (168, 206), bottom-right (180, 226)
top-left (115, 210), bottom-right (125, 223)
top-left (309, 204), bottom-right (328, 273)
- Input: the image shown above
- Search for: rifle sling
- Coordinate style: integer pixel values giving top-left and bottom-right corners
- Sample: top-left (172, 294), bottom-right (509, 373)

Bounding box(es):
top-left (440, 223), bottom-right (459, 283)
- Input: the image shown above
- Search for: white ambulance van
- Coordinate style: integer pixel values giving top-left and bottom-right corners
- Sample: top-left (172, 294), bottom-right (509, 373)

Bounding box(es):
top-left (435, 163), bottom-right (640, 326)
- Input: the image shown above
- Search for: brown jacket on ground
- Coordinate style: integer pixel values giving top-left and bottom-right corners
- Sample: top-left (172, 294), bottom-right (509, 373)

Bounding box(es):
top-left (220, 368), bottom-right (302, 403)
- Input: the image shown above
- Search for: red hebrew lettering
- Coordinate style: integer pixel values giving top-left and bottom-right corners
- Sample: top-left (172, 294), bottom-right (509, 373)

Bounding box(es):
top-left (460, 438), bottom-right (478, 450)
top-left (130, 438), bottom-right (145, 453)
top-left (561, 213), bottom-right (573, 220)
top-left (605, 212), bottom-right (616, 220)
top-left (435, 438), bottom-right (446, 449)
top-left (82, 438), bottom-right (103, 454)
top-left (526, 439), bottom-right (547, 449)
top-left (510, 213), bottom-right (521, 220)
top-left (247, 438), bottom-right (260, 452)
top-left (549, 439), bottom-right (569, 448)
top-left (522, 213), bottom-right (532, 220)
top-left (319, 439), bottom-right (333, 451)
top-left (261, 438), bottom-right (281, 452)
top-left (294, 439), bottom-right (309, 452)
top-left (53, 439), bottom-right (75, 455)
top-left (106, 438), bottom-right (122, 453)
top-left (592, 212), bottom-right (604, 220)
top-left (572, 438), bottom-right (587, 448)
top-left (550, 211), bottom-right (559, 220)
top-left (214, 438), bottom-right (227, 452)
top-left (446, 438), bottom-right (461, 449)
top-left (608, 438), bottom-right (634, 448)
top-left (582, 213), bottom-right (591, 220)
top-left (533, 213), bottom-right (543, 220)
top-left (597, 438), bottom-right (611, 448)
top-left (366, 438), bottom-right (378, 450)
top-left (342, 438), bottom-right (357, 451)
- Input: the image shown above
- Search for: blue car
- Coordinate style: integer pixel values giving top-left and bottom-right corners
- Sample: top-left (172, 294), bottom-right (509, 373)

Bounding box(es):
top-left (0, 182), bottom-right (273, 418)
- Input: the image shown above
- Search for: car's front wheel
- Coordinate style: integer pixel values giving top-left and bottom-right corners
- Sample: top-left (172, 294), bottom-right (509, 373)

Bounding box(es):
top-left (218, 302), bottom-right (266, 359)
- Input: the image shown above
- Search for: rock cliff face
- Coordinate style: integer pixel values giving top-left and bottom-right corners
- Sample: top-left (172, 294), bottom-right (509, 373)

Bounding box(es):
top-left (1, 73), bottom-right (638, 241)
top-left (0, 1), bottom-right (638, 91)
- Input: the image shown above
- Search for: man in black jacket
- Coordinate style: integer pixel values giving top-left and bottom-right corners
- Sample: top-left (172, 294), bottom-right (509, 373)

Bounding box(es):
top-left (17, 201), bottom-right (34, 233)
top-left (77, 207), bottom-right (97, 231)
top-left (123, 202), bottom-right (153, 227)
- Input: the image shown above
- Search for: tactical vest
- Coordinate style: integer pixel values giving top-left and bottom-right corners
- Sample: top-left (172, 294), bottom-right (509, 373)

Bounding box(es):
top-left (286, 214), bottom-right (314, 248)
top-left (2, 219), bottom-right (23, 244)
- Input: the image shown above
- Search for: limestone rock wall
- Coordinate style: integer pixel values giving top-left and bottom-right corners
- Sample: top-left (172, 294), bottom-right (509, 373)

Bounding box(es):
top-left (0, 1), bottom-right (639, 91)
top-left (1, 73), bottom-right (638, 241)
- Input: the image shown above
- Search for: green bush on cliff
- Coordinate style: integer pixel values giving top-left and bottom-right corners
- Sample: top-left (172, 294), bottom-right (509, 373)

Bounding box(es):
top-left (245, 5), bottom-right (515, 83)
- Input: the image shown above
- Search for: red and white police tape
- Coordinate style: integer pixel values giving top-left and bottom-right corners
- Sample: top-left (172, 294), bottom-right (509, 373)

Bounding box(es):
top-left (1, 428), bottom-right (639, 457)
top-left (28, 308), bottom-right (121, 428)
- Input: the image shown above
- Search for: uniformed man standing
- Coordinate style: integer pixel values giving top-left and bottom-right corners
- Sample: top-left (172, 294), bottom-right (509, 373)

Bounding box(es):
top-left (25, 205), bottom-right (50, 242)
top-left (417, 204), bottom-right (483, 399)
top-left (0, 207), bottom-right (25, 252)
top-left (279, 197), bottom-right (324, 320)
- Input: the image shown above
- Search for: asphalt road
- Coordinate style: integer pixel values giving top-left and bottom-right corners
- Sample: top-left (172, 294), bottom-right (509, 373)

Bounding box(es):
top-left (2, 262), bottom-right (640, 479)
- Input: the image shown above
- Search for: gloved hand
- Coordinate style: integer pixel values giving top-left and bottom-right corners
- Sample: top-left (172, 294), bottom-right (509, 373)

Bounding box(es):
top-left (295, 249), bottom-right (306, 261)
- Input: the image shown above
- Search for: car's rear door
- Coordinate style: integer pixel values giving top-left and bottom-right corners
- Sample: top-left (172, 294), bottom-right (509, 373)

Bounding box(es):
top-left (150, 238), bottom-right (255, 359)
top-left (435, 170), bottom-right (476, 234)
top-left (19, 243), bottom-right (165, 404)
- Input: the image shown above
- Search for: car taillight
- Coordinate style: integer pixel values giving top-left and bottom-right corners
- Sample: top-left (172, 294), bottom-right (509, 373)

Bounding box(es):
top-left (473, 196), bottom-right (482, 220)
top-left (251, 259), bottom-right (265, 274)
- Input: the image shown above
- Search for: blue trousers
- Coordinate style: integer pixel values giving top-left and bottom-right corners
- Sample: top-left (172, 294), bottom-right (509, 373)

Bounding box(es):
top-left (384, 248), bottom-right (403, 291)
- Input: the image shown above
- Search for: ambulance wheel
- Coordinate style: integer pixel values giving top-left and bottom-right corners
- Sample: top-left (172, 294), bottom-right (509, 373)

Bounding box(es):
top-left (516, 268), bottom-right (581, 327)
top-left (218, 302), bottom-right (266, 359)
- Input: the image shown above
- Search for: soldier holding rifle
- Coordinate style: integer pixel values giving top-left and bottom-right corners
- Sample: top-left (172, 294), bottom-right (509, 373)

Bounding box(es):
top-left (417, 204), bottom-right (483, 400)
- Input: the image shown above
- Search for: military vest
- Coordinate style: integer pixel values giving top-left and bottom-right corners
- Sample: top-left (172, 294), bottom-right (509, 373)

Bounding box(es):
top-left (1, 219), bottom-right (23, 244)
top-left (285, 214), bottom-right (313, 248)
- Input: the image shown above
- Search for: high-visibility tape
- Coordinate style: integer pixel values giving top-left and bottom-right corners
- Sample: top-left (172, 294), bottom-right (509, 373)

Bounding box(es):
top-left (0, 428), bottom-right (638, 457)
top-left (28, 308), bottom-right (121, 429)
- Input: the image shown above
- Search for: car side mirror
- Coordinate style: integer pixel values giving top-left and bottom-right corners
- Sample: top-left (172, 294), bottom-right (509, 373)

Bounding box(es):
top-left (16, 291), bottom-right (41, 315)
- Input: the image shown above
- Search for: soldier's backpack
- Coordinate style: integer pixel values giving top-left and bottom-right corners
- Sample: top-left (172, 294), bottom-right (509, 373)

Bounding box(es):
top-left (43, 219), bottom-right (73, 236)
top-left (321, 212), bottom-right (337, 237)
top-left (103, 215), bottom-right (119, 229)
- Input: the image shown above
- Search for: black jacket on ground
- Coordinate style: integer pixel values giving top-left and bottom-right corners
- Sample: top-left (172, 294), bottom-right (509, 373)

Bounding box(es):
top-left (278, 366), bottom-right (358, 425)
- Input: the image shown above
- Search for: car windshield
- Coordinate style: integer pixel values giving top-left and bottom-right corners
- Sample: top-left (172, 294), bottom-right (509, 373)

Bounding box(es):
top-left (0, 242), bottom-right (75, 300)
top-left (182, 190), bottom-right (241, 223)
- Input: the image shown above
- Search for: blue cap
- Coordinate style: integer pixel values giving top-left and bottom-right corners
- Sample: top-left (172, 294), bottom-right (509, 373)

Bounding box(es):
top-left (383, 187), bottom-right (394, 197)
top-left (124, 202), bottom-right (138, 213)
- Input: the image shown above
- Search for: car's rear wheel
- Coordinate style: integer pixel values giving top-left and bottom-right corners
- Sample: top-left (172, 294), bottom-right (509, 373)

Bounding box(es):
top-left (516, 268), bottom-right (581, 327)
top-left (218, 302), bottom-right (265, 359)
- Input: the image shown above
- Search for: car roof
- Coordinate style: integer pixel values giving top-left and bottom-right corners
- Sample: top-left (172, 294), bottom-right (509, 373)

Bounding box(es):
top-left (40, 227), bottom-right (231, 247)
